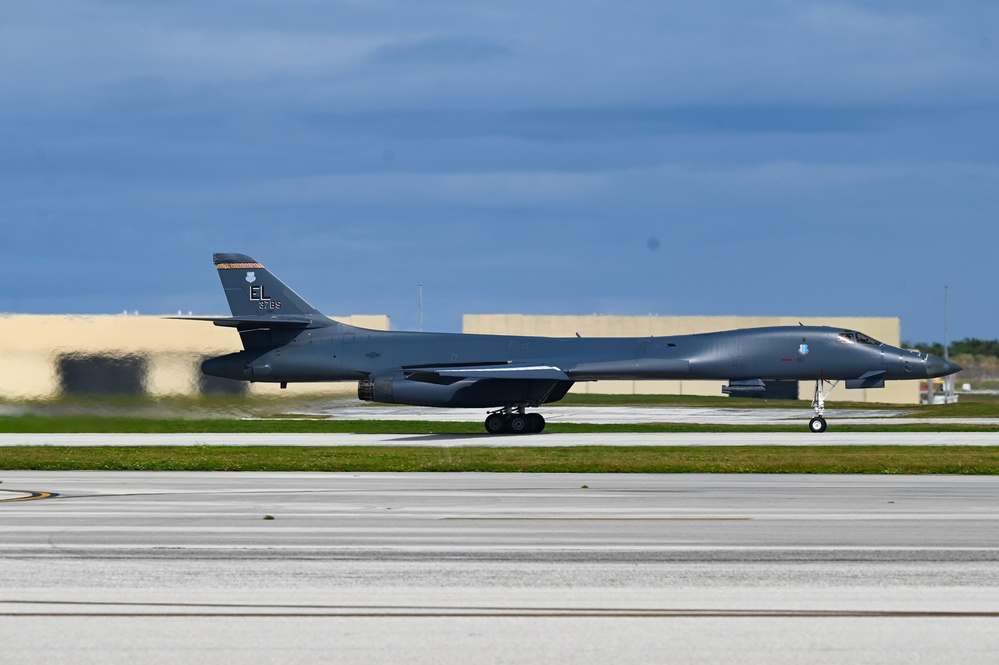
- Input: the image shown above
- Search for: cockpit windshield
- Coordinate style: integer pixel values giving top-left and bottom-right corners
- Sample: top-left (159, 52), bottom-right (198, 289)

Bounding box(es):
top-left (855, 332), bottom-right (881, 345)
top-left (837, 331), bottom-right (883, 346)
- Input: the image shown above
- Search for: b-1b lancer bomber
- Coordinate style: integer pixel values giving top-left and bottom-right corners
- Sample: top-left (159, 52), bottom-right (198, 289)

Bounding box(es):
top-left (191, 253), bottom-right (961, 433)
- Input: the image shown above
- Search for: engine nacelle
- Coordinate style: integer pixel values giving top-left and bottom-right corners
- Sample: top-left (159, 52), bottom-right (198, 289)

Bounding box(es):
top-left (722, 379), bottom-right (798, 400)
top-left (357, 373), bottom-right (572, 408)
top-left (722, 379), bottom-right (767, 396)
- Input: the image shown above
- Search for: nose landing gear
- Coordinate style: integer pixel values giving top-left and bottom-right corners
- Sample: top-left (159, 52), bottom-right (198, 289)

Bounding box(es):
top-left (810, 379), bottom-right (840, 433)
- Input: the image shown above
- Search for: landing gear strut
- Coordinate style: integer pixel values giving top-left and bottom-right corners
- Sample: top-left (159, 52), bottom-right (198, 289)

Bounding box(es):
top-left (484, 406), bottom-right (546, 435)
top-left (809, 379), bottom-right (840, 433)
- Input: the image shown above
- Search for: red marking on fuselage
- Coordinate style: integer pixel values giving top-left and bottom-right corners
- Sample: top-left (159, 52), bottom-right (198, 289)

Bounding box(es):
top-left (781, 358), bottom-right (793, 362)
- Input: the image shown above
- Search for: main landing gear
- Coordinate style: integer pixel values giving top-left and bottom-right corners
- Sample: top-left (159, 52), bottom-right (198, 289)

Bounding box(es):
top-left (484, 406), bottom-right (546, 435)
top-left (809, 379), bottom-right (840, 433)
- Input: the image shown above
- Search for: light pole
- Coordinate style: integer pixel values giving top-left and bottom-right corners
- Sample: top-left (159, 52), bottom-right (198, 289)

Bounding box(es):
top-left (419, 282), bottom-right (423, 332)
top-left (944, 285), bottom-right (951, 400)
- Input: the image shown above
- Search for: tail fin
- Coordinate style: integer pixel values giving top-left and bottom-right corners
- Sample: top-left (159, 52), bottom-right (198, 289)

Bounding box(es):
top-left (213, 252), bottom-right (326, 321)
top-left (170, 254), bottom-right (333, 350)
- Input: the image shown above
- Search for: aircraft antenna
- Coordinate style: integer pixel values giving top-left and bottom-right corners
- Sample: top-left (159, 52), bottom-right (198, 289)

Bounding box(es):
top-left (419, 282), bottom-right (424, 332)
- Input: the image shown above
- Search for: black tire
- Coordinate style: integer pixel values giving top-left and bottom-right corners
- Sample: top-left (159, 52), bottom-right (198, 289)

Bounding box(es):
top-left (521, 414), bottom-right (538, 433)
top-left (485, 414), bottom-right (507, 434)
top-left (808, 416), bottom-right (827, 433)
top-left (508, 415), bottom-right (528, 434)
top-left (528, 413), bottom-right (546, 433)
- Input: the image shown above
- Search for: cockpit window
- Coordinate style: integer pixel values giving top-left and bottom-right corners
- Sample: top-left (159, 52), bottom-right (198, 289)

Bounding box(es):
top-left (837, 332), bottom-right (855, 344)
top-left (855, 332), bottom-right (881, 345)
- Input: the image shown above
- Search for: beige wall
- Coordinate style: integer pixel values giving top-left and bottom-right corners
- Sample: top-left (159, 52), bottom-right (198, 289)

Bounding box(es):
top-left (0, 312), bottom-right (920, 404)
top-left (463, 314), bottom-right (918, 404)
top-left (0, 314), bottom-right (389, 399)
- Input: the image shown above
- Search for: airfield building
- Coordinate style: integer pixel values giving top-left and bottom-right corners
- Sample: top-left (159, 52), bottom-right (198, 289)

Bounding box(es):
top-left (0, 313), bottom-right (917, 404)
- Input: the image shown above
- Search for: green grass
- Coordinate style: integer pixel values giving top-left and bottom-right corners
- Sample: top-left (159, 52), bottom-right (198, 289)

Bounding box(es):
top-left (6, 391), bottom-right (999, 417)
top-left (2, 395), bottom-right (996, 474)
top-left (909, 400), bottom-right (999, 418)
top-left (558, 392), bottom-right (999, 416)
top-left (557, 393), bottom-right (859, 408)
top-left (1, 445), bottom-right (998, 474)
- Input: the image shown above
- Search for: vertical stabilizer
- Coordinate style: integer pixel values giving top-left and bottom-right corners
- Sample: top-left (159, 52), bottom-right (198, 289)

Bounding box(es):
top-left (213, 253), bottom-right (326, 320)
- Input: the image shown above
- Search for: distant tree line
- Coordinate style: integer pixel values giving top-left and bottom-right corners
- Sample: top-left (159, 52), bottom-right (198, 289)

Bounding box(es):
top-left (903, 338), bottom-right (999, 358)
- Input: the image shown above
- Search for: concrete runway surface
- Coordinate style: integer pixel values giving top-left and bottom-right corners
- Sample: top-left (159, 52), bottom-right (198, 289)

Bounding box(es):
top-left (2, 471), bottom-right (999, 664)
top-left (317, 404), bottom-right (999, 428)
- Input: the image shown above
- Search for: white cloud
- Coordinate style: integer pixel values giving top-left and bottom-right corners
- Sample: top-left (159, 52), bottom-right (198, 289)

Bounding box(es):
top-left (199, 170), bottom-right (612, 207)
top-left (3, 1), bottom-right (997, 113)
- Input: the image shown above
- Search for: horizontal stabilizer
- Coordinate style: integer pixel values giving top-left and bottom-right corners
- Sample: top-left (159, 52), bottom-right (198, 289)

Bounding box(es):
top-left (405, 364), bottom-right (569, 383)
top-left (169, 316), bottom-right (317, 329)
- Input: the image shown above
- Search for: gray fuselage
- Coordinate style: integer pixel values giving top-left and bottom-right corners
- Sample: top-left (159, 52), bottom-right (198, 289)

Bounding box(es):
top-left (202, 324), bottom-right (944, 408)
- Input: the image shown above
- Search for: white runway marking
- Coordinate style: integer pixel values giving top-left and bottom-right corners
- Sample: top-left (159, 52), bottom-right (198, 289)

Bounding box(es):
top-left (2, 472), bottom-right (999, 663)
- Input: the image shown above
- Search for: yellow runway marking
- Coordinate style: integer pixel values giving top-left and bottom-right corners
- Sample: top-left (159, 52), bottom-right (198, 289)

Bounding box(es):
top-left (0, 489), bottom-right (56, 503)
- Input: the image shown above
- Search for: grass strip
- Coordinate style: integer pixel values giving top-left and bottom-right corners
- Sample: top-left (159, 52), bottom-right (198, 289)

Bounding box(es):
top-left (2, 445), bottom-right (999, 474)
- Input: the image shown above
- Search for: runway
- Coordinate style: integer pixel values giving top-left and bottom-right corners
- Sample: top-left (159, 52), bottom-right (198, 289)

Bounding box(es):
top-left (2, 471), bottom-right (999, 663)
top-left (316, 404), bottom-right (999, 428)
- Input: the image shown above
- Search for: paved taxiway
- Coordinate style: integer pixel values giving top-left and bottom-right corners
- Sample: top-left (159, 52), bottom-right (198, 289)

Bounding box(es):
top-left (2, 471), bottom-right (999, 664)
top-left (320, 404), bottom-right (999, 427)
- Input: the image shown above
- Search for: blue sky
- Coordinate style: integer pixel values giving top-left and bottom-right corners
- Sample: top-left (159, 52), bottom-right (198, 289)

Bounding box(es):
top-left (2, 1), bottom-right (996, 343)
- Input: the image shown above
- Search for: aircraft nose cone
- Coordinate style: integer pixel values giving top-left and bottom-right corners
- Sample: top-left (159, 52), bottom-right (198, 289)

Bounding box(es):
top-left (926, 355), bottom-right (962, 378)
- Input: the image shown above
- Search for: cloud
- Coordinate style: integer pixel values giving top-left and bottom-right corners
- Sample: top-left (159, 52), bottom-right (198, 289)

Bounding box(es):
top-left (2, 0), bottom-right (998, 339)
top-left (192, 170), bottom-right (610, 208)
top-left (5, 1), bottom-right (997, 115)
top-left (371, 36), bottom-right (513, 65)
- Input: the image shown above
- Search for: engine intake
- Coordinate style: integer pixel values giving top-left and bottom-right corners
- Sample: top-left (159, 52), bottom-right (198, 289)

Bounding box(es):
top-left (357, 377), bottom-right (374, 401)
